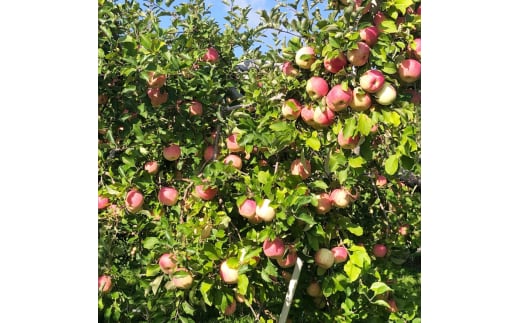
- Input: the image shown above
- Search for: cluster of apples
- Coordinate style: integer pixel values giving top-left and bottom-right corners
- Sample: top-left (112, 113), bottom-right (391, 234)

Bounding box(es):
top-left (146, 72), bottom-right (168, 107)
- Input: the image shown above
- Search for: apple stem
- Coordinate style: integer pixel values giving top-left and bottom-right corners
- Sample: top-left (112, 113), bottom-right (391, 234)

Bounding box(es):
top-left (278, 257), bottom-right (303, 323)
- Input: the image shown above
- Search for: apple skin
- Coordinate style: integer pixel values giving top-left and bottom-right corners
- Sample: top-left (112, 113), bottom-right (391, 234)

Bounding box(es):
top-left (158, 186), bottom-right (179, 206)
top-left (306, 77), bottom-right (329, 101)
top-left (409, 38), bottom-right (421, 60)
top-left (220, 260), bottom-right (239, 284)
top-left (224, 299), bottom-right (237, 316)
top-left (147, 88), bottom-right (169, 107)
top-left (326, 85), bottom-right (353, 112)
top-left (281, 61), bottom-right (299, 77)
top-left (375, 82), bottom-right (397, 106)
top-left (306, 281), bottom-right (323, 297)
top-left (144, 161), bottom-right (159, 174)
top-left (202, 47), bottom-right (219, 63)
top-left (398, 224), bottom-right (410, 236)
top-left (330, 187), bottom-right (355, 208)
top-left (98, 275), bottom-right (113, 293)
top-left (331, 246), bottom-right (349, 263)
top-left (346, 42), bottom-right (371, 67)
top-left (223, 154), bottom-right (242, 170)
top-left (195, 183), bottom-right (218, 201)
top-left (290, 158), bottom-right (312, 180)
top-left (256, 199), bottom-right (275, 222)
top-left (376, 175), bottom-right (387, 187)
top-left (159, 253), bottom-right (176, 274)
top-left (125, 189), bottom-right (144, 214)
top-left (226, 133), bottom-right (244, 153)
top-left (313, 107), bottom-right (336, 129)
top-left (398, 59), bottom-right (421, 83)
top-left (203, 145), bottom-right (215, 161)
top-left (238, 199), bottom-right (257, 218)
top-left (300, 105), bottom-right (318, 128)
top-left (337, 130), bottom-right (360, 149)
top-left (373, 244), bottom-right (388, 258)
top-left (295, 46), bottom-right (316, 69)
top-left (147, 72), bottom-right (166, 88)
top-left (188, 100), bottom-right (203, 116)
top-left (282, 98), bottom-right (302, 120)
top-left (323, 51), bottom-right (347, 73)
top-left (263, 237), bottom-right (285, 259)
top-left (163, 144), bottom-right (181, 161)
top-left (315, 193), bottom-right (332, 214)
top-left (374, 11), bottom-right (387, 32)
top-left (171, 268), bottom-right (193, 289)
top-left (276, 247), bottom-right (298, 268)
top-left (359, 26), bottom-right (379, 47)
top-left (315, 248), bottom-right (335, 269)
top-left (98, 196), bottom-right (109, 210)
top-left (349, 87), bottom-right (372, 112)
top-left (359, 69), bottom-right (385, 93)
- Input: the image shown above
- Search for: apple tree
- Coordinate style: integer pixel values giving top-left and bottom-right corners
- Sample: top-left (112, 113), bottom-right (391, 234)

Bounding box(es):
top-left (98, 0), bottom-right (421, 322)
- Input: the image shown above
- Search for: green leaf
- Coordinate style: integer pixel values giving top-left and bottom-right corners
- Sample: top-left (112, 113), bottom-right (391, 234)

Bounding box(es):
top-left (310, 180), bottom-right (328, 190)
top-left (380, 20), bottom-right (397, 33)
top-left (394, 0), bottom-right (414, 14)
top-left (337, 169), bottom-right (349, 184)
top-left (385, 154), bottom-right (400, 175)
top-left (294, 212), bottom-right (316, 226)
top-left (357, 114), bottom-right (373, 136)
top-left (237, 274), bottom-right (249, 295)
top-left (306, 137), bottom-right (321, 151)
top-left (270, 122), bottom-right (289, 132)
top-left (382, 109), bottom-right (401, 127)
top-left (382, 62), bottom-right (397, 74)
top-left (344, 260), bottom-right (362, 282)
top-left (146, 264), bottom-right (161, 277)
top-left (257, 170), bottom-right (270, 184)
top-left (346, 223), bottom-right (363, 236)
top-left (373, 299), bottom-right (391, 309)
top-left (348, 156), bottom-right (366, 168)
top-left (370, 282), bottom-right (393, 295)
top-left (182, 301), bottom-right (195, 316)
top-left (328, 151), bottom-right (347, 172)
top-left (150, 275), bottom-right (163, 296)
top-left (343, 118), bottom-right (357, 138)
top-left (200, 280), bottom-right (213, 306)
top-left (143, 237), bottom-right (159, 250)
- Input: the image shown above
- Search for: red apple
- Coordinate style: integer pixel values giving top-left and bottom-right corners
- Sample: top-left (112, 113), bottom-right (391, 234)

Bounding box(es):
top-left (373, 244), bottom-right (387, 258)
top-left (276, 247), bottom-right (298, 268)
top-left (223, 154), bottom-right (242, 170)
top-left (326, 84), bottom-right (353, 111)
top-left (398, 59), bottom-right (421, 83)
top-left (416, 5), bottom-right (421, 15)
top-left (188, 100), bottom-right (203, 116)
top-left (306, 281), bottom-right (322, 297)
top-left (125, 189), bottom-right (144, 213)
top-left (226, 133), bottom-right (244, 153)
top-left (238, 199), bottom-right (257, 219)
top-left (98, 275), bottom-right (112, 293)
top-left (158, 186), bottom-right (179, 206)
top-left (256, 199), bottom-right (275, 222)
top-left (98, 196), bottom-right (109, 210)
top-left (409, 38), bottom-right (421, 60)
top-left (163, 144), bottom-right (181, 161)
top-left (359, 26), bottom-right (379, 47)
top-left (376, 175), bottom-right (387, 187)
top-left (144, 161), bottom-right (159, 174)
top-left (323, 51), bottom-right (347, 73)
top-left (195, 182), bottom-right (218, 201)
top-left (220, 260), bottom-right (239, 284)
top-left (403, 88), bottom-right (421, 105)
top-left (202, 47), bottom-right (219, 63)
top-left (290, 158), bottom-right (311, 180)
top-left (147, 88), bottom-right (169, 107)
top-left (159, 253), bottom-right (176, 274)
top-left (330, 187), bottom-right (355, 208)
top-left (171, 268), bottom-right (193, 289)
top-left (349, 87), bottom-right (372, 112)
top-left (306, 76), bottom-right (329, 101)
top-left (359, 69), bottom-right (385, 93)
top-left (147, 72), bottom-right (166, 88)
top-left (203, 145), bottom-right (215, 161)
top-left (346, 42), bottom-right (370, 66)
top-left (263, 237), bottom-right (285, 259)
top-left (282, 98), bottom-right (302, 120)
top-left (295, 46), bottom-right (316, 69)
top-left (281, 61), bottom-right (299, 77)
top-left (337, 130), bottom-right (360, 149)
top-left (313, 106), bottom-right (336, 128)
top-left (374, 82), bottom-right (397, 105)
top-left (224, 299), bottom-right (237, 316)
top-left (301, 104), bottom-right (318, 128)
top-left (315, 193), bottom-right (332, 214)
top-left (374, 11), bottom-right (387, 32)
top-left (331, 246), bottom-right (349, 263)
top-left (398, 224), bottom-right (410, 236)
top-left (315, 248), bottom-right (335, 269)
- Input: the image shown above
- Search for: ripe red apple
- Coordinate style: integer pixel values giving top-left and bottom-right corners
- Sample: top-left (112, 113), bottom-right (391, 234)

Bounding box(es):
top-left (306, 76), bottom-right (329, 100)
top-left (147, 71), bottom-right (167, 88)
top-left (220, 260), bottom-right (239, 284)
top-left (323, 51), bottom-right (347, 73)
top-left (263, 237), bottom-right (285, 259)
top-left (295, 46), bottom-right (316, 69)
top-left (281, 61), bottom-right (299, 77)
top-left (203, 145), bottom-right (215, 161)
top-left (315, 248), bottom-right (335, 269)
top-left (147, 88), bottom-right (169, 107)
top-left (98, 275), bottom-right (112, 293)
top-left (195, 182), bottom-right (218, 201)
top-left (158, 186), bottom-right (179, 206)
top-left (276, 247), bottom-right (298, 268)
top-left (224, 299), bottom-right (237, 316)
top-left (403, 88), bottom-right (421, 105)
top-left (346, 42), bottom-right (370, 66)
top-left (313, 106), bottom-right (336, 128)
top-left (326, 84), bottom-right (353, 111)
top-left (306, 281), bottom-right (323, 297)
top-left (331, 246), bottom-right (349, 263)
top-left (282, 98), bottom-right (302, 120)
top-left (226, 133), bottom-right (244, 153)
top-left (409, 38), bottom-right (421, 60)
top-left (376, 175), bottom-right (387, 187)
top-left (163, 144), bottom-right (181, 161)
top-left (359, 26), bottom-right (379, 47)
top-left (188, 100), bottom-right (203, 116)
top-left (256, 199), bottom-right (275, 222)
top-left (301, 104), bottom-right (318, 128)
top-left (238, 199), bottom-right (256, 219)
top-left (98, 196), bottom-right (109, 210)
top-left (202, 47), bottom-right (219, 63)
top-left (125, 189), bottom-right (144, 213)
top-left (373, 244), bottom-right (388, 258)
top-left (159, 253), bottom-right (176, 274)
top-left (330, 187), bottom-right (355, 208)
top-left (416, 5), bottom-right (421, 15)
top-left (315, 193), bottom-right (332, 214)
top-left (398, 224), bottom-right (410, 236)
top-left (349, 87), bottom-right (372, 112)
top-left (290, 158), bottom-right (311, 180)
top-left (337, 130), bottom-right (360, 149)
top-left (374, 11), bottom-right (387, 32)
top-left (374, 82), bottom-right (397, 105)
top-left (223, 154), bottom-right (242, 170)
top-left (359, 69), bottom-right (385, 93)
top-left (144, 161), bottom-right (159, 174)
top-left (398, 59), bottom-right (421, 83)
top-left (171, 268), bottom-right (193, 289)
